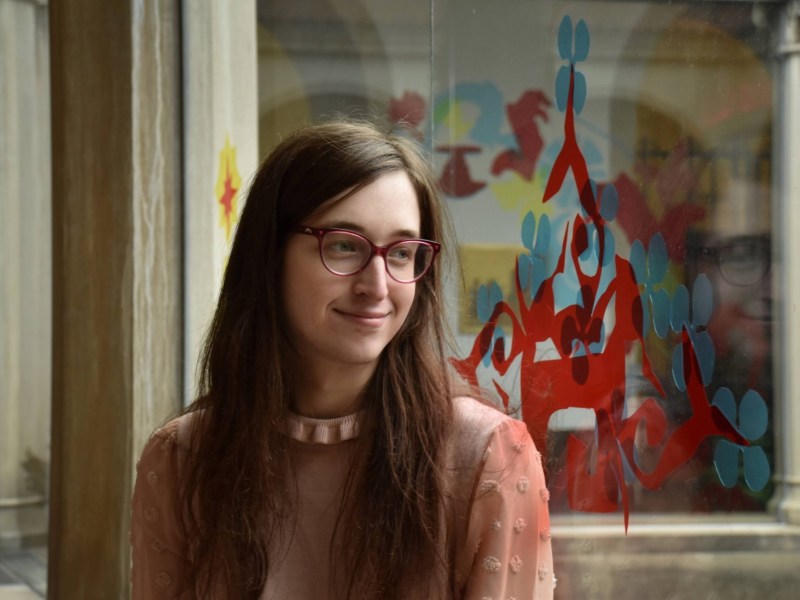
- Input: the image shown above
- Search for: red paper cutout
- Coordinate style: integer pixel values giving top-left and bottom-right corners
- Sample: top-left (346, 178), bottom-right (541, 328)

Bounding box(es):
top-left (451, 65), bottom-right (747, 529)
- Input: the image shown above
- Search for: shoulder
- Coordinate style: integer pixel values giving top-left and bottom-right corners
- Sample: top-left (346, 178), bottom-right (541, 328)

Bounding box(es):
top-left (450, 396), bottom-right (527, 443)
top-left (136, 412), bottom-right (197, 469)
top-left (132, 413), bottom-right (197, 536)
top-left (131, 416), bottom-right (196, 592)
top-left (446, 396), bottom-right (530, 470)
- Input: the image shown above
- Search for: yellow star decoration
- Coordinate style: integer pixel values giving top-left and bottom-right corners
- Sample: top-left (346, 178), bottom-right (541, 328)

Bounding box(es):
top-left (215, 135), bottom-right (242, 241)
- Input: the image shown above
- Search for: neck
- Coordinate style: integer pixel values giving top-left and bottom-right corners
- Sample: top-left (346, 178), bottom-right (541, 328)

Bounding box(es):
top-left (289, 359), bottom-right (376, 419)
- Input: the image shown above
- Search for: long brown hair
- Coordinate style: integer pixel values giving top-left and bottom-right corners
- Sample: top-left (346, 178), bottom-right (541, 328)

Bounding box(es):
top-left (180, 120), bottom-right (456, 598)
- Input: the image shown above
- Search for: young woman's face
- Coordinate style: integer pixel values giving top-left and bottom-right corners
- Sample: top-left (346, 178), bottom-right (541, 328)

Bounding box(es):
top-left (281, 170), bottom-right (421, 375)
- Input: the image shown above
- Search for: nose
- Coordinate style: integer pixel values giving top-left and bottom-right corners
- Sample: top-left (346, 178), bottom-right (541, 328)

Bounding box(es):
top-left (352, 254), bottom-right (390, 300)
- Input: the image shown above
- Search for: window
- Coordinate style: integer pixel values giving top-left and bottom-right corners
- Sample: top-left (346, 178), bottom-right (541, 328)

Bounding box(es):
top-left (255, 1), bottom-right (796, 595)
top-left (260, 0), bottom-right (779, 519)
top-left (433, 1), bottom-right (777, 520)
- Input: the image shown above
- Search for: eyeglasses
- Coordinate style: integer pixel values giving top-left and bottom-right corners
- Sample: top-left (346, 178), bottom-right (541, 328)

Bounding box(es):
top-left (694, 235), bottom-right (771, 287)
top-left (293, 226), bottom-right (441, 283)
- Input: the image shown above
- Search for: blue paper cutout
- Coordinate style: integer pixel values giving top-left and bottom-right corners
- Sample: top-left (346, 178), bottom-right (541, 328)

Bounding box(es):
top-left (671, 275), bottom-right (716, 390)
top-left (573, 19), bottom-right (590, 62)
top-left (631, 233), bottom-right (670, 338)
top-left (739, 389), bottom-right (768, 440)
top-left (519, 212), bottom-right (552, 299)
top-left (557, 16), bottom-right (573, 61)
top-left (555, 67), bottom-right (570, 113)
top-left (600, 184), bottom-right (619, 221)
top-left (555, 17), bottom-right (590, 114)
top-left (477, 281), bottom-right (503, 323)
top-left (712, 387), bottom-right (771, 491)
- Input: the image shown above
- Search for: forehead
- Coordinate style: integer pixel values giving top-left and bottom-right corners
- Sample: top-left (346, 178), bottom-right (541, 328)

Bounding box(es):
top-left (309, 171), bottom-right (421, 237)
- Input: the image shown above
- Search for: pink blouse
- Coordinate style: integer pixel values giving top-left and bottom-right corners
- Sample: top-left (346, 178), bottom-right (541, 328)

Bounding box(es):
top-left (130, 397), bottom-right (555, 599)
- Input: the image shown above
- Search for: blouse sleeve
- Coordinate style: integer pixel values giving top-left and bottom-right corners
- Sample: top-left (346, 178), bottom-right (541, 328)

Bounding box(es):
top-left (461, 417), bottom-right (555, 600)
top-left (130, 424), bottom-right (192, 599)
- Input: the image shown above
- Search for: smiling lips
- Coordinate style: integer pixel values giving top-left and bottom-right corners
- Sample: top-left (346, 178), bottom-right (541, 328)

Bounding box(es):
top-left (335, 309), bottom-right (389, 326)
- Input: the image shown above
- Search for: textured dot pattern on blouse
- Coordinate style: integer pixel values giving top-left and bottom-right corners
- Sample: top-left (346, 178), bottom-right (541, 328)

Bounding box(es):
top-left (130, 399), bottom-right (555, 599)
top-left (130, 423), bottom-right (190, 599)
top-left (460, 416), bottom-right (555, 600)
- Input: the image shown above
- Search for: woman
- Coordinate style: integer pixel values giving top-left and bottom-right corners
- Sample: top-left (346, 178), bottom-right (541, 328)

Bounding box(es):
top-left (130, 120), bottom-right (554, 599)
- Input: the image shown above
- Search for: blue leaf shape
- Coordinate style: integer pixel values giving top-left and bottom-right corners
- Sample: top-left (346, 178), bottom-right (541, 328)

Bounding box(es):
top-left (600, 184), bottom-right (619, 221)
top-left (489, 280), bottom-right (503, 308)
top-left (531, 257), bottom-right (547, 299)
top-left (712, 387), bottom-right (736, 425)
top-left (670, 284), bottom-right (690, 333)
top-left (672, 344), bottom-right (685, 391)
top-left (641, 291), bottom-right (652, 338)
top-left (476, 284), bottom-right (491, 322)
top-left (534, 215), bottom-right (551, 257)
top-left (573, 19), bottom-right (590, 62)
top-left (692, 274), bottom-right (713, 327)
top-left (553, 273), bottom-right (578, 311)
top-left (518, 254), bottom-right (532, 291)
top-left (743, 446), bottom-right (770, 491)
top-left (651, 288), bottom-right (670, 338)
top-left (630, 240), bottom-right (646, 283)
top-left (558, 16), bottom-right (573, 61)
top-left (714, 439), bottom-right (741, 488)
top-left (555, 66), bottom-right (570, 112)
top-left (739, 389), bottom-right (768, 440)
top-left (602, 228), bottom-right (615, 267)
top-left (521, 211), bottom-right (536, 251)
top-left (692, 330), bottom-right (715, 385)
top-left (579, 223), bottom-right (597, 263)
top-left (573, 71), bottom-right (587, 115)
top-left (648, 233), bottom-right (668, 283)
top-left (482, 326), bottom-right (504, 367)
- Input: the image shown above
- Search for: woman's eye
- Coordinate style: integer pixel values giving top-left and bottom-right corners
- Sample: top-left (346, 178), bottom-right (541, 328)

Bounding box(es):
top-left (388, 245), bottom-right (413, 261)
top-left (328, 240), bottom-right (357, 254)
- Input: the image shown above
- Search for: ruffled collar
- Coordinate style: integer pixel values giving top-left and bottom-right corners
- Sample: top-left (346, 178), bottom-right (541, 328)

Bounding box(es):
top-left (283, 411), bottom-right (362, 444)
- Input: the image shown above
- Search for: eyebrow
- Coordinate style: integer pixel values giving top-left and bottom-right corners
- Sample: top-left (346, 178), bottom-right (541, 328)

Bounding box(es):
top-left (318, 220), bottom-right (421, 239)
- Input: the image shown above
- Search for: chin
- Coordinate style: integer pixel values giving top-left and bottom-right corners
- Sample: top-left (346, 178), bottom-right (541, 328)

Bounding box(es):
top-left (332, 346), bottom-right (387, 367)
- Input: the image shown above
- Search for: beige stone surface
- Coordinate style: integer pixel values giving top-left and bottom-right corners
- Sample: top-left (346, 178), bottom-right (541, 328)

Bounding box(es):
top-left (48, 0), bottom-right (181, 597)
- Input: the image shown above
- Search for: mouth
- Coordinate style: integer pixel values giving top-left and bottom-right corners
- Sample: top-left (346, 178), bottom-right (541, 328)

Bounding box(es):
top-left (335, 309), bottom-right (389, 327)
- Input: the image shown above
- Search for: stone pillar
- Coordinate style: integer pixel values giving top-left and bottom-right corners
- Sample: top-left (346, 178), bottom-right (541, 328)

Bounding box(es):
top-left (0, 0), bottom-right (51, 550)
top-left (775, 0), bottom-right (800, 525)
top-left (48, 0), bottom-right (182, 597)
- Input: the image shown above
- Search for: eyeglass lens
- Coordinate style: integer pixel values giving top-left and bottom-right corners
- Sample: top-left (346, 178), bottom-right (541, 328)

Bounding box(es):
top-left (320, 230), bottom-right (434, 282)
top-left (717, 238), bottom-right (770, 287)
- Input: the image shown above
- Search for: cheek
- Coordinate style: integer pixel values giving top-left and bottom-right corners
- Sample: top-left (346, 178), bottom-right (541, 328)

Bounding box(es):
top-left (395, 285), bottom-right (419, 322)
top-left (281, 255), bottom-right (317, 331)
top-left (282, 243), bottom-right (326, 305)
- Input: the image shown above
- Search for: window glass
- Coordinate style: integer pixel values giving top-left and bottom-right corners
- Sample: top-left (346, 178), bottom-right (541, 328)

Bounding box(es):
top-left (431, 0), bottom-right (776, 520)
top-left (257, 0), bottom-right (432, 157)
top-left (256, 0), bottom-right (778, 521)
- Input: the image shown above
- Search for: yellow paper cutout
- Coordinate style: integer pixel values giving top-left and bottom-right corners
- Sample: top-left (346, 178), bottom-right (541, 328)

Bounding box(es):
top-left (215, 135), bottom-right (242, 241)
